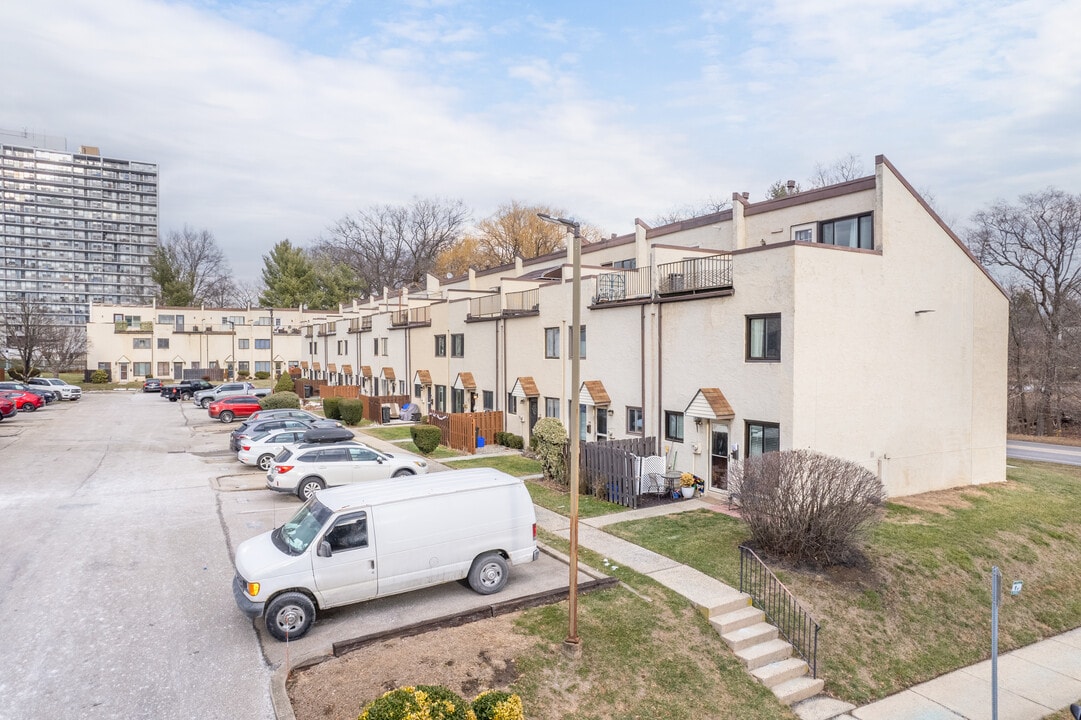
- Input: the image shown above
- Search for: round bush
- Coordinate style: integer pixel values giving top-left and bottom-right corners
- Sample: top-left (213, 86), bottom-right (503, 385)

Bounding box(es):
top-left (472, 691), bottom-right (524, 720)
top-left (339, 398), bottom-right (365, 425)
top-left (410, 424), bottom-right (442, 455)
top-left (90, 369), bottom-right (109, 384)
top-left (321, 397), bottom-right (341, 420)
top-left (360, 685), bottom-right (475, 720)
top-left (254, 371), bottom-right (271, 380)
top-left (259, 391), bottom-right (301, 410)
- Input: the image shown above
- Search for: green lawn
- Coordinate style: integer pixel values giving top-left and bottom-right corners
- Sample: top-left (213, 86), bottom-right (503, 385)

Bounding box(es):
top-left (525, 480), bottom-right (629, 519)
top-left (359, 426), bottom-right (415, 441)
top-left (603, 460), bottom-right (1081, 706)
top-left (444, 455), bottom-right (543, 477)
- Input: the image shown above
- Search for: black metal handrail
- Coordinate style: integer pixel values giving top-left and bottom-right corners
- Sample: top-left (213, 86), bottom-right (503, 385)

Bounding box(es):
top-left (739, 545), bottom-right (820, 677)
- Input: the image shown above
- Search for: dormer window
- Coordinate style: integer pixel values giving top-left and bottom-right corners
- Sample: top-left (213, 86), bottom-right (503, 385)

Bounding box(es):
top-left (819, 213), bottom-right (873, 249)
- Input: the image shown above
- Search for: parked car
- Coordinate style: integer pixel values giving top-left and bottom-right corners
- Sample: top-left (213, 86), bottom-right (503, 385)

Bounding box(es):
top-left (161, 379), bottom-right (215, 401)
top-left (142, 378), bottom-right (163, 393)
top-left (208, 395), bottom-right (264, 423)
top-left (0, 389), bottom-right (44, 412)
top-left (194, 382), bottom-right (270, 408)
top-left (0, 381), bottom-right (56, 404)
top-left (237, 429), bottom-right (314, 471)
top-left (229, 414), bottom-right (343, 452)
top-left (266, 439), bottom-right (428, 500)
top-left (28, 377), bottom-right (82, 401)
top-left (0, 396), bottom-right (17, 420)
top-left (244, 408), bottom-right (342, 426)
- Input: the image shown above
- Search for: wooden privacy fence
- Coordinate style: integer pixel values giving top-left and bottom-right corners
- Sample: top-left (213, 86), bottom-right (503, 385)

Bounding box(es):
top-left (291, 378), bottom-right (327, 398)
top-left (428, 411), bottom-right (504, 454)
top-left (319, 385), bottom-right (360, 400)
top-left (360, 394), bottom-right (411, 423)
top-left (580, 436), bottom-right (658, 509)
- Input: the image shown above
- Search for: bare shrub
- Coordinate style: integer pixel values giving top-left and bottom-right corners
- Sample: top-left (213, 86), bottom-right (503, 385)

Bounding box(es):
top-left (729, 449), bottom-right (885, 566)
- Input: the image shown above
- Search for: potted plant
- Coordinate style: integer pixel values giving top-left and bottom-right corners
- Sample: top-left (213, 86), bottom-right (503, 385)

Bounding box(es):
top-left (679, 472), bottom-right (696, 498)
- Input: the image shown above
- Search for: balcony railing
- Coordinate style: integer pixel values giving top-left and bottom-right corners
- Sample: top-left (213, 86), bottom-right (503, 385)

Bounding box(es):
top-left (469, 294), bottom-right (502, 319)
top-left (390, 306), bottom-right (431, 327)
top-left (740, 545), bottom-right (820, 677)
top-left (657, 254), bottom-right (733, 295)
top-left (594, 267), bottom-right (652, 304)
top-left (504, 288), bottom-right (539, 314)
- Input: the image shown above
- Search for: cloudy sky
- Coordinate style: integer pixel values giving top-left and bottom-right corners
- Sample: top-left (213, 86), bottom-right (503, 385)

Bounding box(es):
top-left (3, 0), bottom-right (1079, 284)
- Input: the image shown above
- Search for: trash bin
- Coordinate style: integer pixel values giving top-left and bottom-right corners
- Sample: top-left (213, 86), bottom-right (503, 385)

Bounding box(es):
top-left (304, 384), bottom-right (313, 398)
top-left (381, 404), bottom-right (391, 423)
top-left (477, 436), bottom-right (486, 449)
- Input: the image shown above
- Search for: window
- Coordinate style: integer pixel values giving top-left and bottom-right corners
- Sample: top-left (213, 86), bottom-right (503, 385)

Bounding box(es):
top-left (156, 338), bottom-right (169, 349)
top-left (255, 361), bottom-right (271, 373)
top-left (746, 422), bottom-right (780, 456)
top-left (451, 333), bottom-right (464, 358)
top-left (157, 314), bottom-right (174, 324)
top-left (545, 327), bottom-right (560, 358)
top-left (794, 228), bottom-right (812, 242)
top-left (380, 338), bottom-right (388, 356)
top-left (373, 338), bottom-right (380, 355)
top-left (414, 383), bottom-right (422, 398)
top-left (665, 411), bottom-right (684, 442)
top-left (452, 388), bottom-right (465, 413)
top-left (544, 397), bottom-right (560, 419)
top-left (325, 513), bottom-right (368, 552)
top-left (435, 385), bottom-right (446, 411)
top-left (483, 390), bottom-right (494, 411)
top-left (601, 258), bottom-right (636, 269)
top-left (747, 314), bottom-right (781, 362)
top-left (337, 340), bottom-right (348, 354)
top-left (238, 361), bottom-right (250, 373)
top-left (133, 362), bottom-right (150, 376)
top-left (571, 325), bottom-right (586, 359)
top-left (627, 407), bottom-right (644, 434)
top-left (133, 338), bottom-right (150, 349)
top-left (255, 339), bottom-right (270, 350)
top-left (238, 339), bottom-right (250, 350)
top-left (507, 393), bottom-right (516, 412)
top-left (819, 213), bottom-right (873, 249)
top-left (157, 362), bottom-right (170, 377)
top-left (434, 334), bottom-right (446, 357)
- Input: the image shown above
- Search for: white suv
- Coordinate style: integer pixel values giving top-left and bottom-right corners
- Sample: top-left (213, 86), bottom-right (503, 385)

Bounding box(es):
top-left (29, 377), bottom-right (82, 401)
top-left (266, 440), bottom-right (429, 500)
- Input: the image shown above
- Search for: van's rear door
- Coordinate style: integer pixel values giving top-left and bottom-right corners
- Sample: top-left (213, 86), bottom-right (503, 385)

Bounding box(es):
top-left (311, 509), bottom-right (378, 608)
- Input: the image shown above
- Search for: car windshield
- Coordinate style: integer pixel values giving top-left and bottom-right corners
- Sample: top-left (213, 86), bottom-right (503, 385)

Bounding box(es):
top-left (272, 498), bottom-right (332, 555)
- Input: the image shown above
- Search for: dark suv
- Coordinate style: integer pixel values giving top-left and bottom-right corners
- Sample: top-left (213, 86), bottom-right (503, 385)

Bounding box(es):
top-left (161, 379), bottom-right (215, 401)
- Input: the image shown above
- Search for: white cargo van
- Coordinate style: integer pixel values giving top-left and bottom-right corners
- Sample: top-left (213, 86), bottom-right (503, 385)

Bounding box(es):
top-left (232, 468), bottom-right (539, 640)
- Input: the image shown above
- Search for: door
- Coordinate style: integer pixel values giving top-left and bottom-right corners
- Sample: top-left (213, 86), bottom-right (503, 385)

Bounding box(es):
top-left (711, 426), bottom-right (729, 490)
top-left (596, 407), bottom-right (609, 440)
top-left (579, 403), bottom-right (588, 441)
top-left (173, 362), bottom-right (182, 379)
top-left (119, 363), bottom-right (128, 380)
top-left (528, 398), bottom-right (539, 433)
top-left (311, 511), bottom-right (378, 607)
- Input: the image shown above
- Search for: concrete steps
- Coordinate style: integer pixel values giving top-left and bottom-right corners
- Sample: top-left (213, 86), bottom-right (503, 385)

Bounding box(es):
top-left (709, 602), bottom-right (822, 706)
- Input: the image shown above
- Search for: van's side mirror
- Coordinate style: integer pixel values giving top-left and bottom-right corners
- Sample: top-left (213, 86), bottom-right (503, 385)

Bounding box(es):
top-left (1070, 703), bottom-right (1080, 720)
top-left (317, 541), bottom-right (332, 558)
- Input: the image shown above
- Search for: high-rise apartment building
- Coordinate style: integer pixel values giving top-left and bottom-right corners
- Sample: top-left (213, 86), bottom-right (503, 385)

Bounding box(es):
top-left (0, 129), bottom-right (158, 325)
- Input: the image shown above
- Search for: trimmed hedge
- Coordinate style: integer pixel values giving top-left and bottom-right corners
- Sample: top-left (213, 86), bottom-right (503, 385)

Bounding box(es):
top-left (360, 686), bottom-right (472, 720)
top-left (410, 425), bottom-right (442, 455)
top-left (260, 391), bottom-right (301, 410)
top-left (473, 691), bottom-right (524, 720)
top-left (90, 369), bottom-right (109, 384)
top-left (273, 372), bottom-right (295, 393)
top-left (495, 431), bottom-right (523, 450)
top-left (339, 398), bottom-right (365, 425)
top-left (254, 371), bottom-right (271, 380)
top-left (321, 397), bottom-right (342, 420)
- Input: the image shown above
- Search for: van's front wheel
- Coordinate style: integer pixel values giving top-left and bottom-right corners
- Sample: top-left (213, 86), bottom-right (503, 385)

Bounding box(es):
top-left (265, 592), bottom-right (315, 641)
top-left (468, 553), bottom-right (508, 595)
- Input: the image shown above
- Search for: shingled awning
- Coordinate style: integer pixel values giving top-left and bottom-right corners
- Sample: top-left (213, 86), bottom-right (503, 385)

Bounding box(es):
top-left (360, 366), bottom-right (372, 378)
top-left (510, 376), bottom-right (539, 398)
top-left (685, 387), bottom-right (735, 420)
top-left (453, 372), bottom-right (477, 391)
top-left (381, 367), bottom-right (396, 381)
top-left (413, 370), bottom-right (432, 385)
top-left (578, 380), bottom-right (611, 406)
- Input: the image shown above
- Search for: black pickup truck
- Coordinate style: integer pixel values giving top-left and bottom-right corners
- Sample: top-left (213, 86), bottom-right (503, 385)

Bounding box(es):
top-left (161, 379), bottom-right (215, 401)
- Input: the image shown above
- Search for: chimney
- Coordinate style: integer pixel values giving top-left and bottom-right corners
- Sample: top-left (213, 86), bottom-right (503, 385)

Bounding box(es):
top-left (786, 180), bottom-right (796, 192)
top-left (741, 192), bottom-right (750, 199)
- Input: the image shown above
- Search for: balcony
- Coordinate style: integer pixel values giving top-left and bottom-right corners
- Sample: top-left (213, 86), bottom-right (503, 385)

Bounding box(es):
top-left (503, 289), bottom-right (539, 315)
top-left (468, 294), bottom-right (502, 319)
top-left (594, 267), bottom-right (652, 304)
top-left (656, 254), bottom-right (733, 296)
top-left (113, 320), bottom-right (153, 333)
top-left (390, 306), bottom-right (431, 328)
top-left (348, 317), bottom-right (373, 333)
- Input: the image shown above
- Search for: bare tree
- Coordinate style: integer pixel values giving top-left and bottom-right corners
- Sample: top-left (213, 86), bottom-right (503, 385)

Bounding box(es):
top-left (765, 179), bottom-right (804, 199)
top-left (968, 188), bottom-right (1081, 435)
top-left (808, 153), bottom-right (867, 188)
top-left (650, 196), bottom-right (731, 226)
top-left (3, 300), bottom-right (51, 376)
top-left (41, 324), bottom-right (89, 375)
top-left (151, 226), bottom-right (235, 306)
top-left (318, 197), bottom-right (470, 294)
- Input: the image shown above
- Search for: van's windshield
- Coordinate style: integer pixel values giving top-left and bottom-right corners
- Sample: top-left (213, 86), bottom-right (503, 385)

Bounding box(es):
top-left (272, 498), bottom-right (332, 555)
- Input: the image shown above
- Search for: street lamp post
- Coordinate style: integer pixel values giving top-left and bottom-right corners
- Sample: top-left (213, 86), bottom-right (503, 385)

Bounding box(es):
top-left (538, 212), bottom-right (582, 657)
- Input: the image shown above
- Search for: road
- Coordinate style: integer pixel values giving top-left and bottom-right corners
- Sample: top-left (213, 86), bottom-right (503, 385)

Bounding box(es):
top-left (1007, 439), bottom-right (1081, 466)
top-left (0, 392), bottom-right (274, 720)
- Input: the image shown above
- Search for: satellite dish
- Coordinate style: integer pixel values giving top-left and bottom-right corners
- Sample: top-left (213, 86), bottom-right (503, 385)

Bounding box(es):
top-left (445, 273), bottom-right (453, 279)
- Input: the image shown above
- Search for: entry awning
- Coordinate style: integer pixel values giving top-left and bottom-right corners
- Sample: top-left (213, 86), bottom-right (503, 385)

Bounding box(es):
top-left (360, 366), bottom-right (372, 378)
top-left (327, 363), bottom-right (336, 373)
top-left (686, 387), bottom-right (735, 420)
top-left (453, 372), bottom-right (477, 391)
top-left (578, 380), bottom-right (610, 406)
top-left (300, 361), bottom-right (309, 370)
top-left (413, 370), bottom-right (432, 386)
top-left (313, 362), bottom-right (321, 371)
top-left (342, 364), bottom-right (353, 374)
top-left (381, 367), bottom-right (396, 381)
top-left (510, 376), bottom-right (539, 398)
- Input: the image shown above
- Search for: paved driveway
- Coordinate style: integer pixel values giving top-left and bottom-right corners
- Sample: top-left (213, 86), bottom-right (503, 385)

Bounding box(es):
top-left (0, 392), bottom-right (273, 720)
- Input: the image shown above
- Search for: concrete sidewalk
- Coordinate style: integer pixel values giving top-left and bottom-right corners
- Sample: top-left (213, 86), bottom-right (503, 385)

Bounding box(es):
top-left (536, 500), bottom-right (1081, 720)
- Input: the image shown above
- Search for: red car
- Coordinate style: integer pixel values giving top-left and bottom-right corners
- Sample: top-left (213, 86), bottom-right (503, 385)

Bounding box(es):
top-left (0, 389), bottom-right (44, 412)
top-left (0, 396), bottom-right (16, 420)
top-left (208, 395), bottom-right (263, 423)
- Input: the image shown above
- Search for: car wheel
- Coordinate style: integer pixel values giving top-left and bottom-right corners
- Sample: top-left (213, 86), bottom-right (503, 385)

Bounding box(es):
top-left (467, 552), bottom-right (508, 595)
top-left (22, 404), bottom-right (36, 413)
top-left (264, 592), bottom-right (315, 642)
top-left (200, 398), bottom-right (211, 408)
top-left (220, 410), bottom-right (235, 423)
top-left (296, 477), bottom-right (325, 501)
top-left (257, 454), bottom-right (274, 471)
top-left (181, 392), bottom-right (191, 401)
top-left (392, 469), bottom-right (415, 477)
top-left (169, 396), bottom-right (177, 402)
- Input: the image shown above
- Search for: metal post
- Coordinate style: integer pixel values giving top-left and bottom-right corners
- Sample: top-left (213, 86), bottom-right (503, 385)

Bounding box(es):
top-left (992, 566), bottom-right (1000, 720)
